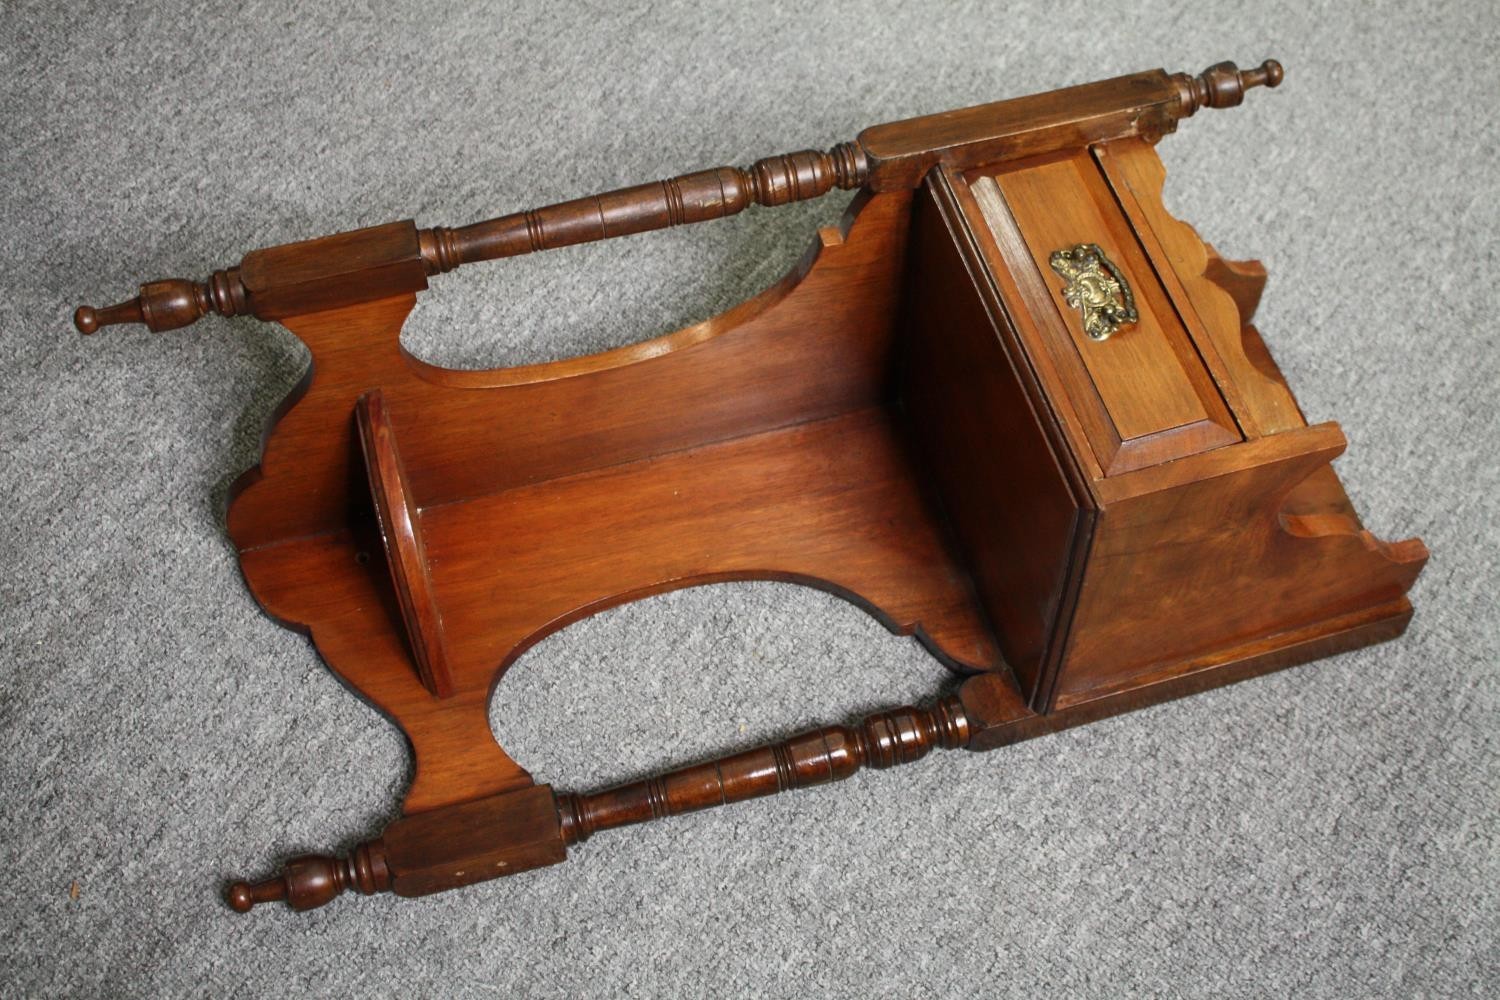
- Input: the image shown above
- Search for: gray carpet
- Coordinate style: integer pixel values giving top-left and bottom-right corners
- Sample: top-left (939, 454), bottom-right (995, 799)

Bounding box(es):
top-left (2, 1), bottom-right (1496, 996)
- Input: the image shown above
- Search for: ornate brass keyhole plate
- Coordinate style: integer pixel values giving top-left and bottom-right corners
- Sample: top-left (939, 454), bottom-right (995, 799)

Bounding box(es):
top-left (1048, 243), bottom-right (1138, 341)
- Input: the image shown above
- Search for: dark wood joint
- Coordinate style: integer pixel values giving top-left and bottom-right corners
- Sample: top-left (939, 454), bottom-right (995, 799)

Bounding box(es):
top-left (227, 786), bottom-right (566, 912)
top-left (239, 220), bottom-right (429, 320)
top-left (382, 786), bottom-right (568, 898)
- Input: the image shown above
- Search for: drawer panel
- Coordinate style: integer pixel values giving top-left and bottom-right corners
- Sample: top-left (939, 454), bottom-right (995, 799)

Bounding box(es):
top-left (968, 150), bottom-right (1240, 475)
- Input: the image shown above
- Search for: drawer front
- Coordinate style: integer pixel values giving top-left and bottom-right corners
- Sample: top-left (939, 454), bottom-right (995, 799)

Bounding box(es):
top-left (967, 150), bottom-right (1241, 475)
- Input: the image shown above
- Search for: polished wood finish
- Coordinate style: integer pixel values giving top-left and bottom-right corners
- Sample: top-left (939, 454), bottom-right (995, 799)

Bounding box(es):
top-left (925, 144), bottom-right (1426, 712)
top-left (74, 60), bottom-right (1279, 337)
top-left (1172, 59), bottom-right (1284, 116)
top-left (423, 143), bottom-right (869, 271)
top-left (227, 839), bottom-right (389, 913)
top-left (243, 220), bottom-right (429, 319)
top-left (1057, 424), bottom-right (1425, 708)
top-left (73, 221), bottom-right (424, 334)
top-left (229, 698), bottom-right (967, 912)
top-left (897, 178), bottom-right (1093, 703)
top-left (957, 596), bottom-right (1415, 751)
top-left (229, 189), bottom-right (1001, 819)
top-left (75, 60), bottom-right (1426, 914)
top-left (228, 784), bottom-right (564, 911)
top-left (73, 277), bottom-right (218, 335)
top-left (1092, 138), bottom-right (1304, 436)
top-left (355, 389), bottom-right (454, 699)
top-left (557, 697), bottom-right (969, 845)
top-left (974, 154), bottom-right (1241, 474)
top-left (380, 785), bottom-right (567, 898)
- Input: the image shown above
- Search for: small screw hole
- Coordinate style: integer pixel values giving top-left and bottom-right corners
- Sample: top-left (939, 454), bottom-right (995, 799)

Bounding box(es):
top-left (355, 551), bottom-right (371, 565)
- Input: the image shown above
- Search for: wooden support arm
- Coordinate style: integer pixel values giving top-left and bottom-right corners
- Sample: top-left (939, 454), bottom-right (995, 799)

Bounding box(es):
top-left (74, 59), bottom-right (1280, 336)
top-left (72, 145), bottom-right (868, 335)
top-left (418, 143), bottom-right (868, 272)
top-left (555, 695), bottom-right (971, 844)
top-left (226, 696), bottom-right (971, 912)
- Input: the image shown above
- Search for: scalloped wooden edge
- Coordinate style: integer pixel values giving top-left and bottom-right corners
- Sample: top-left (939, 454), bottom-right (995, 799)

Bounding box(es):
top-left (1094, 138), bottom-right (1305, 436)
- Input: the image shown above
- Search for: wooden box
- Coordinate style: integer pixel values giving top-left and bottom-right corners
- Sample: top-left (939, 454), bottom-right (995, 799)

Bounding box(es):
top-left (901, 141), bottom-right (1425, 740)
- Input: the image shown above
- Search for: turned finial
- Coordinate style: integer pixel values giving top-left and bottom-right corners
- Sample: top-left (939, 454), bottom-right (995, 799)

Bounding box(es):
top-left (73, 299), bottom-right (142, 335)
top-left (74, 270), bottom-right (246, 335)
top-left (74, 279), bottom-right (206, 335)
top-left (227, 841), bottom-right (389, 913)
top-left (1173, 59), bottom-right (1283, 117)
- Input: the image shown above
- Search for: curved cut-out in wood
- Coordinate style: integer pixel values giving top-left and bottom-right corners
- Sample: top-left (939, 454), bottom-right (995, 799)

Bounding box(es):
top-left (228, 190), bottom-right (1004, 814)
top-left (1093, 137), bottom-right (1305, 437)
top-left (1204, 253), bottom-right (1266, 325)
top-left (1068, 423), bottom-right (1427, 706)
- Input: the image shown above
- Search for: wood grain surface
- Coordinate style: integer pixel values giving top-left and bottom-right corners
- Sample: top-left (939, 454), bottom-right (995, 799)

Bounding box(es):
top-left (78, 60), bottom-right (1421, 911)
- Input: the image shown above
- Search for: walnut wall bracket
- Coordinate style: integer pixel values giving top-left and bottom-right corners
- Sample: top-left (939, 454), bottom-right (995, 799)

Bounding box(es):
top-left (74, 59), bottom-right (1427, 914)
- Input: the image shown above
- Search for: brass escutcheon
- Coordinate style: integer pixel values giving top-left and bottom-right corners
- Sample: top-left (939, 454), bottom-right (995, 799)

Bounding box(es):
top-left (1048, 243), bottom-right (1138, 341)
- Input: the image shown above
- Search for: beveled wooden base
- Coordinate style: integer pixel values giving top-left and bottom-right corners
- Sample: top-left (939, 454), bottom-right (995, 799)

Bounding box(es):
top-left (958, 596), bottom-right (1417, 749)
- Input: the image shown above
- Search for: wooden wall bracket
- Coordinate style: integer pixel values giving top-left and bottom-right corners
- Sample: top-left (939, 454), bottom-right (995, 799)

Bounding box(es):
top-left (73, 59), bottom-right (1428, 913)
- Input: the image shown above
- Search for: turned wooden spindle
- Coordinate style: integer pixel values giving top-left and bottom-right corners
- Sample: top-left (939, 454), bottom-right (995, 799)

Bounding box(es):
top-left (556, 696), bottom-right (970, 844)
top-left (417, 142), bottom-right (869, 273)
top-left (226, 840), bottom-right (389, 913)
top-left (72, 143), bottom-right (867, 334)
top-left (225, 697), bottom-right (970, 912)
top-left (73, 271), bottom-right (246, 335)
top-left (1172, 59), bottom-right (1284, 116)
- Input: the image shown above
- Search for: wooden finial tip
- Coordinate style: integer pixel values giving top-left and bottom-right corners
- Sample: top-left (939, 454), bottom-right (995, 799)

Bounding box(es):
top-left (1174, 58), bottom-right (1286, 117)
top-left (225, 846), bottom-right (389, 913)
top-left (72, 294), bottom-right (144, 334)
top-left (226, 881), bottom-right (256, 912)
top-left (72, 274), bottom-right (244, 336)
top-left (225, 875), bottom-right (287, 912)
